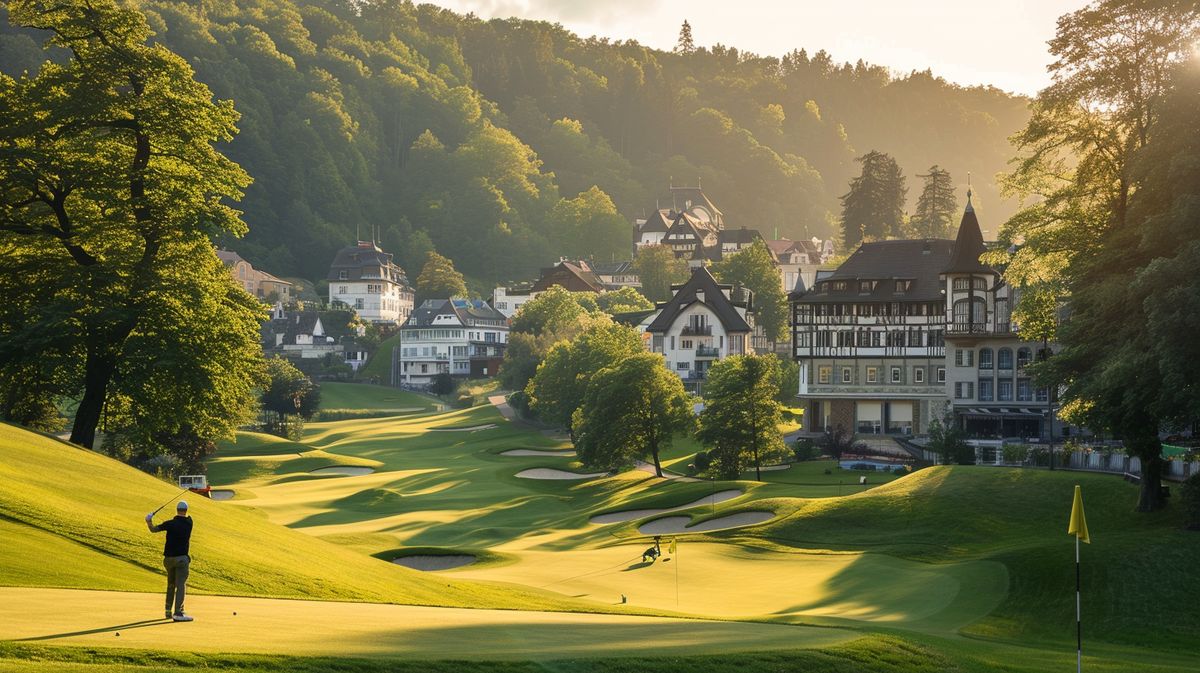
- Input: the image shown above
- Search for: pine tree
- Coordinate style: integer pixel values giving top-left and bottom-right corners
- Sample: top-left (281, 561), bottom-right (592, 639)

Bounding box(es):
top-left (839, 151), bottom-right (907, 248)
top-left (674, 20), bottom-right (695, 54)
top-left (910, 166), bottom-right (958, 238)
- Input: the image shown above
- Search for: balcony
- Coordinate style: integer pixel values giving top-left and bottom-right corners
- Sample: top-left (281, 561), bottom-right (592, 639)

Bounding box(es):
top-left (695, 345), bottom-right (720, 358)
top-left (947, 321), bottom-right (1017, 336)
top-left (681, 324), bottom-right (712, 336)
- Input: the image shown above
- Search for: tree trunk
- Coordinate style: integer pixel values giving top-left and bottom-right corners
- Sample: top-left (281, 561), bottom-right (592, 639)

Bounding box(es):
top-left (70, 346), bottom-right (116, 449)
top-left (1128, 433), bottom-right (1166, 512)
top-left (650, 436), bottom-right (663, 478)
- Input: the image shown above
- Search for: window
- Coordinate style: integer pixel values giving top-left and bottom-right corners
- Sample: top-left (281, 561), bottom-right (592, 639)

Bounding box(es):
top-left (866, 367), bottom-right (878, 383)
top-left (871, 331), bottom-right (883, 347)
top-left (998, 348), bottom-right (1014, 370)
top-left (937, 367), bottom-right (946, 383)
top-left (859, 281), bottom-right (872, 293)
top-left (953, 298), bottom-right (986, 329)
top-left (355, 298), bottom-right (364, 310)
top-left (955, 381), bottom-right (975, 399)
top-left (841, 367), bottom-right (852, 384)
top-left (914, 368), bottom-right (925, 384)
top-left (890, 366), bottom-right (902, 383)
top-left (833, 281), bottom-right (848, 291)
top-left (818, 366), bottom-right (832, 384)
top-left (1017, 378), bottom-right (1032, 401)
top-left (998, 380), bottom-right (1013, 401)
top-left (1017, 347), bottom-right (1032, 369)
top-left (955, 382), bottom-right (964, 399)
top-left (979, 348), bottom-right (993, 369)
top-left (676, 361), bottom-right (690, 370)
top-left (979, 379), bottom-right (994, 401)
top-left (338, 270), bottom-right (348, 280)
top-left (1036, 387), bottom-right (1049, 402)
top-left (681, 339), bottom-right (693, 349)
top-left (955, 349), bottom-right (975, 367)
top-left (995, 298), bottom-right (1011, 330)
top-left (895, 280), bottom-right (912, 292)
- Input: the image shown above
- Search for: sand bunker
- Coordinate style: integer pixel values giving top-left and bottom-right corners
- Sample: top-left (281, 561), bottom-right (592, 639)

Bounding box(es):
top-left (209, 489), bottom-right (235, 501)
top-left (428, 424), bottom-right (497, 432)
top-left (515, 468), bottom-right (606, 480)
top-left (746, 464), bottom-right (792, 472)
top-left (392, 555), bottom-right (476, 571)
top-left (309, 466), bottom-right (375, 476)
top-left (589, 490), bottom-right (744, 525)
top-left (501, 449), bottom-right (576, 457)
top-left (637, 511), bottom-right (775, 535)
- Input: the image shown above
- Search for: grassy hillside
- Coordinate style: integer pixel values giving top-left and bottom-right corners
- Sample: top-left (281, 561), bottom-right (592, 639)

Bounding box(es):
top-left (0, 422), bottom-right (624, 613)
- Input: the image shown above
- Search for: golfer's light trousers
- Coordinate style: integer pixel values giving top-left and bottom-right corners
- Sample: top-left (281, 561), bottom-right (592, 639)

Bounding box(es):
top-left (163, 555), bottom-right (190, 615)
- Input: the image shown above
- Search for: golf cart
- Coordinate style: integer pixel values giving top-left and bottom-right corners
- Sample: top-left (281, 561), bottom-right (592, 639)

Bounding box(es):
top-left (178, 475), bottom-right (212, 498)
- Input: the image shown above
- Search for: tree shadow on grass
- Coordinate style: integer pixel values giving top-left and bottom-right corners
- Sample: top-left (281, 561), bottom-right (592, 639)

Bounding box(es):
top-left (18, 618), bottom-right (173, 641)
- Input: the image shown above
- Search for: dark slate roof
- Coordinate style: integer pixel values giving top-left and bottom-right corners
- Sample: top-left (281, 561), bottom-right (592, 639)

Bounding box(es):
top-left (944, 198), bottom-right (994, 274)
top-left (327, 241), bottom-right (410, 284)
top-left (791, 239), bottom-right (955, 302)
top-left (670, 187), bottom-right (724, 225)
top-left (281, 311), bottom-right (323, 344)
top-left (593, 261), bottom-right (634, 275)
top-left (718, 228), bottom-right (763, 245)
top-left (612, 309), bottom-right (656, 327)
top-left (402, 299), bottom-right (508, 328)
top-left (530, 261), bottom-right (606, 293)
top-left (646, 267), bottom-right (752, 334)
top-left (639, 209), bottom-right (674, 234)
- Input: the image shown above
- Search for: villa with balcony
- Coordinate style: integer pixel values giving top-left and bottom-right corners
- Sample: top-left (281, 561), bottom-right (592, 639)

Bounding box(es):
top-left (396, 298), bottom-right (508, 387)
top-left (645, 267), bottom-right (758, 391)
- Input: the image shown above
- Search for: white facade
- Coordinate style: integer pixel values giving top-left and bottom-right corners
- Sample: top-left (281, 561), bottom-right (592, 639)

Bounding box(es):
top-left (398, 300), bottom-right (509, 385)
top-left (491, 286), bottom-right (537, 319)
top-left (327, 242), bottom-right (414, 325)
top-left (650, 304), bottom-right (750, 382)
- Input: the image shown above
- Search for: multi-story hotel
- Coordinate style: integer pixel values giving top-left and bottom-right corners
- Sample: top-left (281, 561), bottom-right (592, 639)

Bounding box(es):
top-left (396, 298), bottom-right (508, 386)
top-left (791, 193), bottom-right (1060, 439)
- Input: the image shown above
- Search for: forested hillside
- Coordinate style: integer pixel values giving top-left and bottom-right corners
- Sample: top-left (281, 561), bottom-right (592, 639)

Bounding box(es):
top-left (0, 0), bottom-right (1028, 284)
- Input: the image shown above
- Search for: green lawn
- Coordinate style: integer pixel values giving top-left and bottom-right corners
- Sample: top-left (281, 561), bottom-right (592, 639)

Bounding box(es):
top-left (2, 404), bottom-right (1196, 673)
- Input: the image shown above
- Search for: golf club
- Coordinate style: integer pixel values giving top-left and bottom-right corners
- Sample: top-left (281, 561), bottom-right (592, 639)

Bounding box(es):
top-left (150, 488), bottom-right (192, 517)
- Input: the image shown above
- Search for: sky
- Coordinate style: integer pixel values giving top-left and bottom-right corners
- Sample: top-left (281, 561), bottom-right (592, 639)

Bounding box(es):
top-left (422, 0), bottom-right (1092, 95)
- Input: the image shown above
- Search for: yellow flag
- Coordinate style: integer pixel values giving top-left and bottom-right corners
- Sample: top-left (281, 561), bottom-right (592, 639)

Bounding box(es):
top-left (1068, 485), bottom-right (1090, 544)
top-left (668, 537), bottom-right (677, 554)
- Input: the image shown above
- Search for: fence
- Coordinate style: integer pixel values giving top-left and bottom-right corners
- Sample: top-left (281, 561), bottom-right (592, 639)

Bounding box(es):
top-left (898, 438), bottom-right (1199, 482)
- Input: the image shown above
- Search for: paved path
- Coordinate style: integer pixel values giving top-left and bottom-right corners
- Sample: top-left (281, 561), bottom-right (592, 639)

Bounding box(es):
top-left (0, 587), bottom-right (853, 661)
top-left (487, 394), bottom-right (515, 420)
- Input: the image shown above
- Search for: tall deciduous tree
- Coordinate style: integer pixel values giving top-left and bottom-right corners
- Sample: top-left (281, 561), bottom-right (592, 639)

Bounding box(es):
top-left (1047, 64), bottom-right (1200, 512)
top-left (996, 0), bottom-right (1200, 511)
top-left (632, 244), bottom-right (689, 302)
top-left (697, 354), bottom-right (788, 480)
top-left (499, 286), bottom-right (608, 392)
top-left (0, 0), bottom-right (261, 451)
top-left (710, 239), bottom-right (788, 342)
top-left (909, 166), bottom-right (957, 238)
top-left (574, 353), bottom-right (694, 477)
top-left (260, 358), bottom-right (321, 438)
top-left (596, 286), bottom-right (654, 315)
top-left (415, 251), bottom-right (467, 303)
top-left (527, 323), bottom-right (644, 435)
top-left (839, 150), bottom-right (907, 247)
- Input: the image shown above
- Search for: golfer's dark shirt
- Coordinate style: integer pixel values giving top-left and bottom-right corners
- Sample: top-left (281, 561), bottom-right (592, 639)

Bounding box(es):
top-left (154, 515), bottom-right (192, 557)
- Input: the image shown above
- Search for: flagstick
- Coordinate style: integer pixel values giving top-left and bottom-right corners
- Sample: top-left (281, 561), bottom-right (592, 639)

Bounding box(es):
top-left (1080, 535), bottom-right (1089, 671)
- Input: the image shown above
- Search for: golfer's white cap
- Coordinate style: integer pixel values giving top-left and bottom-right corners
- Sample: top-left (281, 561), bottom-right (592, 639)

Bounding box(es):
top-left (176, 500), bottom-right (189, 511)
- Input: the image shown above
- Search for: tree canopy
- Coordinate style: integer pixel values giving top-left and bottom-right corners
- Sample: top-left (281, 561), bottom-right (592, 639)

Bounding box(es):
top-left (839, 150), bottom-right (907, 247)
top-left (526, 322), bottom-right (644, 434)
top-left (696, 354), bottom-right (788, 479)
top-left (710, 239), bottom-right (788, 342)
top-left (573, 353), bottom-right (694, 477)
top-left (415, 251), bottom-right (468, 303)
top-left (632, 244), bottom-right (689, 303)
top-left (0, 0), bottom-right (264, 456)
top-left (909, 165), bottom-right (957, 239)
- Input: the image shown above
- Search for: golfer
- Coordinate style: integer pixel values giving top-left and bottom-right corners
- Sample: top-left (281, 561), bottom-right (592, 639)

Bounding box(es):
top-left (145, 501), bottom-right (194, 622)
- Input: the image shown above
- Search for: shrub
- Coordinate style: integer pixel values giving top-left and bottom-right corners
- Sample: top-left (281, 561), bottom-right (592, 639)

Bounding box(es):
top-left (430, 373), bottom-right (456, 396)
top-left (1182, 473), bottom-right (1200, 529)
top-left (693, 450), bottom-right (712, 473)
top-left (455, 393), bottom-right (474, 408)
top-left (792, 438), bottom-right (819, 462)
top-left (1003, 444), bottom-right (1030, 464)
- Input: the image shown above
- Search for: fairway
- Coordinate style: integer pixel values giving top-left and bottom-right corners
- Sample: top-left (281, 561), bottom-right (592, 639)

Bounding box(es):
top-left (0, 588), bottom-right (853, 660)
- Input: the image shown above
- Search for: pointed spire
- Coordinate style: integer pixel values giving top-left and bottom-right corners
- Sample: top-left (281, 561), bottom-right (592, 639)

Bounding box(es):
top-left (965, 172), bottom-right (974, 213)
top-left (944, 184), bottom-right (991, 274)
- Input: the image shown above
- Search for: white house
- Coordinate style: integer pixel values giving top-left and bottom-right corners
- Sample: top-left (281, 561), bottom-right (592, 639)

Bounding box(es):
top-left (327, 241), bottom-right (415, 325)
top-left (397, 299), bottom-right (509, 386)
top-left (645, 267), bottom-right (758, 390)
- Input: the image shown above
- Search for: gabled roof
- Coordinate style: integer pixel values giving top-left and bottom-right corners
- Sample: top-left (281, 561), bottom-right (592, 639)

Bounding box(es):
top-left (593, 261), bottom-right (634, 275)
top-left (216, 249), bottom-right (245, 267)
top-left (791, 239), bottom-right (955, 302)
top-left (944, 195), bottom-right (994, 275)
top-left (646, 267), bottom-right (752, 334)
top-left (664, 211), bottom-right (713, 240)
top-left (402, 298), bottom-right (508, 328)
top-left (530, 260), bottom-right (605, 293)
top-left (638, 209), bottom-right (674, 234)
top-left (670, 186), bottom-right (724, 226)
top-left (282, 311), bottom-right (324, 344)
top-left (719, 228), bottom-right (763, 245)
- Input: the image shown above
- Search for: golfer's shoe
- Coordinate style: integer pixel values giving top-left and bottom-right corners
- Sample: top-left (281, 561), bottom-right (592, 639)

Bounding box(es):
top-left (172, 613), bottom-right (194, 622)
top-left (164, 610), bottom-right (172, 619)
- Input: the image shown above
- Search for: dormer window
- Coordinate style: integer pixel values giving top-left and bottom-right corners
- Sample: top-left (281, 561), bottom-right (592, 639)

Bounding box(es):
top-left (895, 280), bottom-right (912, 292)
top-left (859, 281), bottom-right (872, 293)
top-left (338, 270), bottom-right (348, 280)
top-left (833, 281), bottom-right (848, 291)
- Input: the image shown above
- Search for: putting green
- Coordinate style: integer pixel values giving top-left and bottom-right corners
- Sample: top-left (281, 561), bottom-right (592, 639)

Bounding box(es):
top-left (0, 588), bottom-right (853, 660)
top-left (454, 543), bottom-right (1006, 631)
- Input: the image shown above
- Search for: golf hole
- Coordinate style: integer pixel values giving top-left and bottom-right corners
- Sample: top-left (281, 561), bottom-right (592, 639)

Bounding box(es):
top-left (515, 468), bottom-right (606, 480)
top-left (589, 490), bottom-right (744, 524)
top-left (637, 511), bottom-right (776, 535)
top-left (309, 466), bottom-right (376, 476)
top-left (392, 554), bottom-right (477, 571)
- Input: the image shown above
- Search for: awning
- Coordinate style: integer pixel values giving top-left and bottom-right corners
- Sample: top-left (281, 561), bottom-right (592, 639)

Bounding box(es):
top-left (889, 402), bottom-right (913, 422)
top-left (960, 407), bottom-right (1045, 418)
top-left (857, 401), bottom-right (882, 422)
